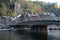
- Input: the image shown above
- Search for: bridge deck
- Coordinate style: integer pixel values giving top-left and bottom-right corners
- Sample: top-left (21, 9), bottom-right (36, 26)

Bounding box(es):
top-left (18, 20), bottom-right (60, 25)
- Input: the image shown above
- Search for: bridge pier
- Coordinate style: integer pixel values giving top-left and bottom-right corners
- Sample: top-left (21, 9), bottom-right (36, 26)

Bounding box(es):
top-left (30, 25), bottom-right (48, 33)
top-left (30, 25), bottom-right (48, 40)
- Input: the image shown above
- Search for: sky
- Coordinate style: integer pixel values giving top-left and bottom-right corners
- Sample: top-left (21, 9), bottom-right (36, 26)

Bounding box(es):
top-left (27, 0), bottom-right (60, 5)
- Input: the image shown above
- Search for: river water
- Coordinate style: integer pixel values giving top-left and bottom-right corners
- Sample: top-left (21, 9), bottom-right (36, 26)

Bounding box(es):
top-left (0, 30), bottom-right (60, 40)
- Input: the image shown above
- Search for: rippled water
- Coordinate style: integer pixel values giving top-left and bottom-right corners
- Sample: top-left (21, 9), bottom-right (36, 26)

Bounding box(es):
top-left (0, 30), bottom-right (60, 40)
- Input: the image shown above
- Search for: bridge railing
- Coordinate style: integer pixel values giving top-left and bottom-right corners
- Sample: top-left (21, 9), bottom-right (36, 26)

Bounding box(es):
top-left (9, 16), bottom-right (60, 25)
top-left (21, 16), bottom-right (60, 21)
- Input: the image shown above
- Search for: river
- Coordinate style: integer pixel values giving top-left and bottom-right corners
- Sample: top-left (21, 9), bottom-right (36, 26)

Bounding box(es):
top-left (0, 30), bottom-right (60, 40)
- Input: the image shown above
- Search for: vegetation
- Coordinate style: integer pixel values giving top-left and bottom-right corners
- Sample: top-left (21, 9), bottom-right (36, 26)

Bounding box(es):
top-left (0, 0), bottom-right (60, 17)
top-left (0, 1), bottom-right (7, 16)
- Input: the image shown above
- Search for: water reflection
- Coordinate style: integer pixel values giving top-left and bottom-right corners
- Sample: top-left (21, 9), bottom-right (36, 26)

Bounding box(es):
top-left (0, 30), bottom-right (47, 40)
top-left (0, 30), bottom-right (60, 40)
top-left (48, 30), bottom-right (60, 40)
top-left (29, 33), bottom-right (47, 40)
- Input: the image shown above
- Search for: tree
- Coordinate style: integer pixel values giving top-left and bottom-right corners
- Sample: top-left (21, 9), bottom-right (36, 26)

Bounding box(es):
top-left (0, 1), bottom-right (7, 16)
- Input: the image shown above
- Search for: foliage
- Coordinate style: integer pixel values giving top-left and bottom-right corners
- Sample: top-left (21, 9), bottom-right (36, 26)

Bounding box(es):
top-left (0, 0), bottom-right (60, 17)
top-left (0, 2), bottom-right (7, 16)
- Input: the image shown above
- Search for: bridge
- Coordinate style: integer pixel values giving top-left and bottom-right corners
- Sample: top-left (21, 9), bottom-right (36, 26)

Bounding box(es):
top-left (10, 14), bottom-right (60, 34)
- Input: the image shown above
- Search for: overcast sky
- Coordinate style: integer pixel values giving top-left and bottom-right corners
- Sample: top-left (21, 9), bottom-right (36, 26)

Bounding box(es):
top-left (27, 0), bottom-right (60, 5)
